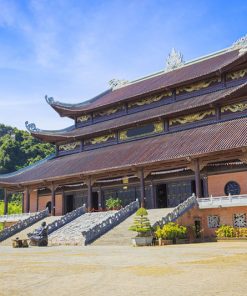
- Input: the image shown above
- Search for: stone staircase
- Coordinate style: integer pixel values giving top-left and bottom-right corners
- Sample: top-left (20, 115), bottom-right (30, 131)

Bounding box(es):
top-left (0, 216), bottom-right (61, 246)
top-left (49, 211), bottom-right (117, 246)
top-left (93, 208), bottom-right (174, 246)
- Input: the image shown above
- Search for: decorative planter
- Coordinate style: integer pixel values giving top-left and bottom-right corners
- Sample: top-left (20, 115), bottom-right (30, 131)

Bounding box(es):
top-left (158, 238), bottom-right (173, 246)
top-left (131, 236), bottom-right (153, 246)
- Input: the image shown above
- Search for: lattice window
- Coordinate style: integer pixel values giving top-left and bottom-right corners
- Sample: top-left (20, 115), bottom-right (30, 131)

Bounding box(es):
top-left (233, 213), bottom-right (247, 227)
top-left (207, 215), bottom-right (220, 228)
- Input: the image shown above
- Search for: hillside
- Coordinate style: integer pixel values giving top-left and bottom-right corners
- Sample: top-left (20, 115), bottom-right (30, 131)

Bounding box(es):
top-left (0, 123), bottom-right (54, 204)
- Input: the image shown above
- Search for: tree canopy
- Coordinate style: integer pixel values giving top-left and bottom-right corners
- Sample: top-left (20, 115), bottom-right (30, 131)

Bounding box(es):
top-left (0, 123), bottom-right (55, 174)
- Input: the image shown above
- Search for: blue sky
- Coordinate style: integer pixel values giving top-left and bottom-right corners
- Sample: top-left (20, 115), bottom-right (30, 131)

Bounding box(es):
top-left (0, 0), bottom-right (247, 130)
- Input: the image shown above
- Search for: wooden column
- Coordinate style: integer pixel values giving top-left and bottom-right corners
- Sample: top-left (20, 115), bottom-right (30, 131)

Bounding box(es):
top-left (4, 189), bottom-right (8, 215)
top-left (22, 192), bottom-right (24, 213)
top-left (87, 177), bottom-right (92, 211)
top-left (36, 193), bottom-right (39, 212)
top-left (51, 184), bottom-right (56, 216)
top-left (25, 187), bottom-right (30, 213)
top-left (139, 169), bottom-right (145, 208)
top-left (98, 186), bottom-right (102, 210)
top-left (215, 105), bottom-right (221, 121)
top-left (194, 159), bottom-right (202, 198)
top-left (202, 176), bottom-right (208, 198)
top-left (150, 180), bottom-right (156, 209)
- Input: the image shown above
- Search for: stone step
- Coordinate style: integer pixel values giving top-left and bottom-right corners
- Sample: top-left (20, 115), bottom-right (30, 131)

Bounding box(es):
top-left (92, 208), bottom-right (174, 246)
top-left (49, 211), bottom-right (117, 246)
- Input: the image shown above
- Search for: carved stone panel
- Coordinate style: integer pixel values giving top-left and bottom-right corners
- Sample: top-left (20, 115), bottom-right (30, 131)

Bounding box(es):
top-left (233, 213), bottom-right (247, 227)
top-left (207, 215), bottom-right (220, 228)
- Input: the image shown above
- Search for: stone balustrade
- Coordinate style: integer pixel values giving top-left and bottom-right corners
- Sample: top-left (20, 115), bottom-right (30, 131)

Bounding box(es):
top-left (0, 209), bottom-right (49, 242)
top-left (81, 200), bottom-right (139, 245)
top-left (0, 212), bottom-right (35, 223)
top-left (198, 194), bottom-right (247, 208)
top-left (153, 194), bottom-right (197, 228)
top-left (47, 206), bottom-right (86, 235)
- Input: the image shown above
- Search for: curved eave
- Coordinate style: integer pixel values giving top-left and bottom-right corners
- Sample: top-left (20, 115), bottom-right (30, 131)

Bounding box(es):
top-left (30, 82), bottom-right (247, 144)
top-left (1, 117), bottom-right (247, 189)
top-left (48, 49), bottom-right (247, 117)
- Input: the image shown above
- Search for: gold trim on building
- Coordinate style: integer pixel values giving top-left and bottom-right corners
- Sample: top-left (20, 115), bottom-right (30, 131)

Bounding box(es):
top-left (226, 68), bottom-right (247, 81)
top-left (221, 102), bottom-right (247, 113)
top-left (153, 122), bottom-right (164, 133)
top-left (59, 141), bottom-right (81, 151)
top-left (77, 114), bottom-right (91, 123)
top-left (86, 134), bottom-right (116, 145)
top-left (94, 106), bottom-right (123, 118)
top-left (128, 91), bottom-right (172, 109)
top-left (119, 121), bottom-right (164, 141)
top-left (169, 109), bottom-right (215, 126)
top-left (176, 77), bottom-right (220, 95)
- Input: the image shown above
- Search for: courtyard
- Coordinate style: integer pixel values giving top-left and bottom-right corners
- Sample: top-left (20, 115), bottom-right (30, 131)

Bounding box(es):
top-left (0, 242), bottom-right (247, 296)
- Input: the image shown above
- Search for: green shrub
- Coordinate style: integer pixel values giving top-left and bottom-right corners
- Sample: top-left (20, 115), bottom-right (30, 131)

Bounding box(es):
top-left (105, 197), bottom-right (122, 210)
top-left (129, 207), bottom-right (152, 237)
top-left (0, 201), bottom-right (22, 215)
top-left (215, 225), bottom-right (247, 238)
top-left (155, 223), bottom-right (187, 240)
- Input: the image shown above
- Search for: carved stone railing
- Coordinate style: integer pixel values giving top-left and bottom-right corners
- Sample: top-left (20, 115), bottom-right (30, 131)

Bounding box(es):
top-left (0, 212), bottom-right (35, 223)
top-left (198, 194), bottom-right (247, 208)
top-left (81, 200), bottom-right (139, 245)
top-left (153, 194), bottom-right (198, 228)
top-left (47, 206), bottom-right (86, 235)
top-left (0, 209), bottom-right (49, 242)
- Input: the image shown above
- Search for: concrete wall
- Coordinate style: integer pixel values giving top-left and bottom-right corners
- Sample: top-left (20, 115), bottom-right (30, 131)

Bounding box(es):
top-left (177, 205), bottom-right (247, 238)
top-left (208, 171), bottom-right (247, 196)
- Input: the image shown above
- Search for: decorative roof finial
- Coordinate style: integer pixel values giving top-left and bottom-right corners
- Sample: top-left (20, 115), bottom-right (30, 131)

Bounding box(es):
top-left (232, 34), bottom-right (247, 55)
top-left (233, 34), bottom-right (247, 48)
top-left (165, 48), bottom-right (185, 72)
top-left (45, 95), bottom-right (55, 105)
top-left (109, 79), bottom-right (129, 90)
top-left (25, 121), bottom-right (40, 133)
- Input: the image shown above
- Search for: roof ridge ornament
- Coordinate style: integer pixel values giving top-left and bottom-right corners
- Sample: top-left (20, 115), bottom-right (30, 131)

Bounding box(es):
top-left (25, 121), bottom-right (40, 133)
top-left (232, 34), bottom-right (247, 55)
top-left (165, 48), bottom-right (185, 72)
top-left (109, 79), bottom-right (129, 90)
top-left (45, 95), bottom-right (55, 105)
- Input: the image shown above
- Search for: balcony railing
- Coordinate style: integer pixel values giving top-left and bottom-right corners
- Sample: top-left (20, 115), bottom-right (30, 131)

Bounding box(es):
top-left (0, 212), bottom-right (35, 223)
top-left (198, 194), bottom-right (247, 208)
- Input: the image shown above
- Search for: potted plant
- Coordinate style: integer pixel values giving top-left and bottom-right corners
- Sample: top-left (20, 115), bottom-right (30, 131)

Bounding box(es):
top-left (129, 207), bottom-right (153, 246)
top-left (155, 223), bottom-right (188, 245)
top-left (105, 197), bottom-right (122, 210)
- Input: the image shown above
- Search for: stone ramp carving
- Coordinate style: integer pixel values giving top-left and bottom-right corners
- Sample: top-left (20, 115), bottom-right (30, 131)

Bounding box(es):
top-left (92, 208), bottom-right (174, 246)
top-left (49, 211), bottom-right (117, 246)
top-left (0, 215), bottom-right (60, 246)
top-left (49, 201), bottom-right (139, 246)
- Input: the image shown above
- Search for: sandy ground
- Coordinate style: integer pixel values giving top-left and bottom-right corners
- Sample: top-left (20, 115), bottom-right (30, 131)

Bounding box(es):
top-left (0, 242), bottom-right (247, 296)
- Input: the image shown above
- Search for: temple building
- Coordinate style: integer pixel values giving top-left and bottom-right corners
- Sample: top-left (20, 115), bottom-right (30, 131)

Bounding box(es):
top-left (1, 35), bottom-right (247, 234)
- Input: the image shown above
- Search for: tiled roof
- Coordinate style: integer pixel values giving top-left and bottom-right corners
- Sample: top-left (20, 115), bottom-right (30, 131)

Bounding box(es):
top-left (32, 82), bottom-right (247, 143)
top-left (49, 48), bottom-right (247, 115)
top-left (1, 117), bottom-right (247, 186)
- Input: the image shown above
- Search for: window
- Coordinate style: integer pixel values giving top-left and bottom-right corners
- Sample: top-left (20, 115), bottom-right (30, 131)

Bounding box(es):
top-left (233, 213), bottom-right (247, 227)
top-left (224, 181), bottom-right (240, 195)
top-left (207, 215), bottom-right (220, 228)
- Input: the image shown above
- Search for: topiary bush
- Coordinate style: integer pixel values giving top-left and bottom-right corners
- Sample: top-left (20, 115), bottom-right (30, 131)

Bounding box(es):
top-left (129, 207), bottom-right (152, 237)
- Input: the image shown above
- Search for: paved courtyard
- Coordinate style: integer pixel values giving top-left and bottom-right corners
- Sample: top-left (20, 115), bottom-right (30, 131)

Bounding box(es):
top-left (1, 242), bottom-right (247, 296)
